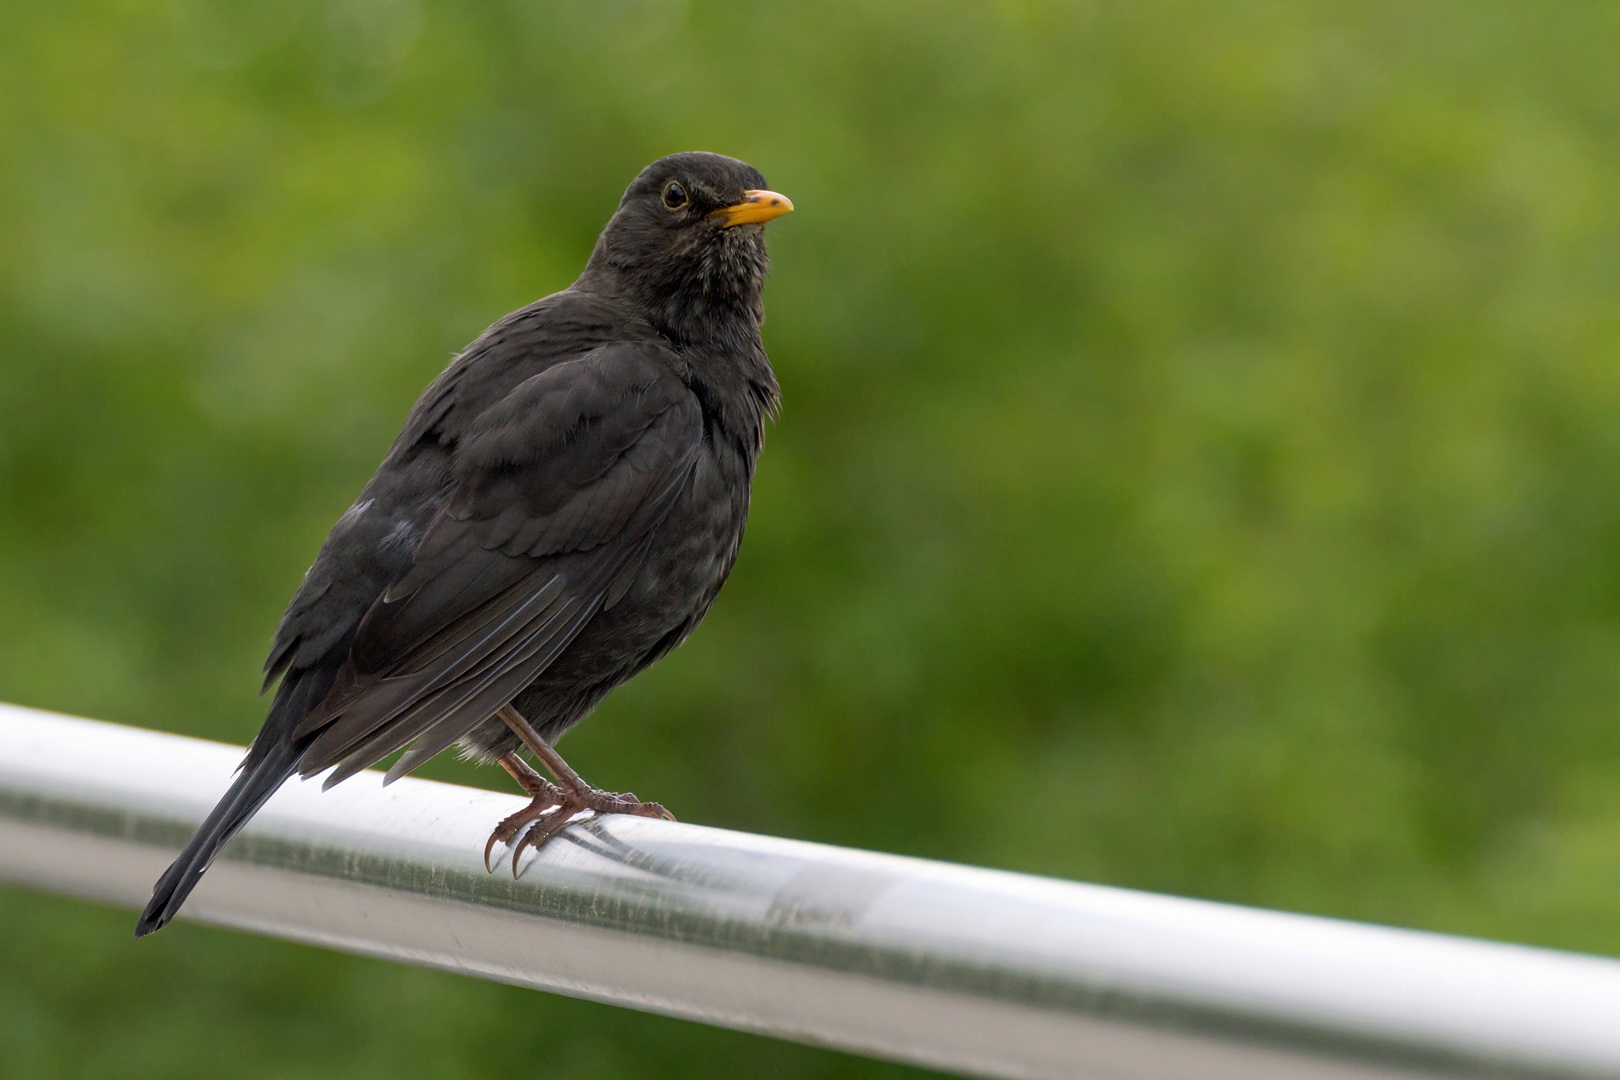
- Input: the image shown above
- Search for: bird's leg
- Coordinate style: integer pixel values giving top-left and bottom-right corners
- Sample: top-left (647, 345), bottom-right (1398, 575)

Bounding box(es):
top-left (491, 704), bottom-right (675, 872)
top-left (499, 751), bottom-right (559, 798)
top-left (483, 753), bottom-right (564, 872)
top-left (497, 705), bottom-right (674, 815)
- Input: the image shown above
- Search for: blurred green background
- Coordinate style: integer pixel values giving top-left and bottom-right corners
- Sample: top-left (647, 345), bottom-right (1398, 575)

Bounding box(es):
top-left (4, 0), bottom-right (1620, 1076)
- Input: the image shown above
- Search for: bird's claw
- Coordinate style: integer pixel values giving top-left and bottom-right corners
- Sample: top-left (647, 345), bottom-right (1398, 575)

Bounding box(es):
top-left (482, 788), bottom-right (562, 873)
top-left (588, 789), bottom-right (676, 822)
top-left (506, 805), bottom-right (584, 874)
top-left (483, 787), bottom-right (677, 875)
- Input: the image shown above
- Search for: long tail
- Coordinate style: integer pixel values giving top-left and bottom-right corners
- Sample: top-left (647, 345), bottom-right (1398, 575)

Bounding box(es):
top-left (133, 737), bottom-right (302, 936)
top-left (135, 668), bottom-right (334, 937)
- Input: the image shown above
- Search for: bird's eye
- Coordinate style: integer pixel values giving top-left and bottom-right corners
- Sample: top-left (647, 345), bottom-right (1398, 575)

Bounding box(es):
top-left (662, 181), bottom-right (689, 211)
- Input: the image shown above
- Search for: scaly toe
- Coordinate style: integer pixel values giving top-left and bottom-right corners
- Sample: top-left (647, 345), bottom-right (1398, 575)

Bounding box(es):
top-left (483, 794), bottom-right (562, 873)
top-left (578, 788), bottom-right (675, 821)
top-left (509, 805), bottom-right (584, 875)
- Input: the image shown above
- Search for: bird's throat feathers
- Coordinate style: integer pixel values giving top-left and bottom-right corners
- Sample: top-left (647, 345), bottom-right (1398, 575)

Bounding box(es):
top-left (581, 221), bottom-right (780, 454)
top-left (586, 223), bottom-right (769, 342)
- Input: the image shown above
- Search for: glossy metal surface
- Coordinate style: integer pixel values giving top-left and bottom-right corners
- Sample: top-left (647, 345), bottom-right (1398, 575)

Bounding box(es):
top-left (3, 703), bottom-right (1619, 1080)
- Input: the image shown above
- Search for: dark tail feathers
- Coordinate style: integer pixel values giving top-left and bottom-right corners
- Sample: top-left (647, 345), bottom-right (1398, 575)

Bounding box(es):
top-left (135, 665), bottom-right (338, 937)
top-left (134, 735), bottom-right (303, 937)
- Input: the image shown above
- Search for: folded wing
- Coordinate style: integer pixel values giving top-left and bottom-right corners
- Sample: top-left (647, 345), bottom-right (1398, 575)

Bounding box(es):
top-left (292, 343), bottom-right (702, 785)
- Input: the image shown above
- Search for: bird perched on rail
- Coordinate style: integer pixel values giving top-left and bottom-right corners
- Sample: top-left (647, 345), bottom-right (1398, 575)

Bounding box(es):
top-left (136, 152), bottom-right (793, 937)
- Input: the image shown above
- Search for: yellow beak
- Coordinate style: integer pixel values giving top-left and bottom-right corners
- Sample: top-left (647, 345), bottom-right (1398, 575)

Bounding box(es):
top-left (713, 189), bottom-right (794, 227)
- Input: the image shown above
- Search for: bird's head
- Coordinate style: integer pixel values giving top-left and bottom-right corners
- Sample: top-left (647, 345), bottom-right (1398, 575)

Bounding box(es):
top-left (580, 152), bottom-right (793, 342)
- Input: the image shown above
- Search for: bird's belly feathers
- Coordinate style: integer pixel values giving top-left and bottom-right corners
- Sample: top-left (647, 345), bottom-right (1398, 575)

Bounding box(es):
top-left (489, 440), bottom-right (751, 745)
top-left (566, 446), bottom-right (745, 671)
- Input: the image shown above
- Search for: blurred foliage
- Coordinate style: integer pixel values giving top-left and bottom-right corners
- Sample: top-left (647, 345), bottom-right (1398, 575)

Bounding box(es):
top-left (4, 0), bottom-right (1620, 1076)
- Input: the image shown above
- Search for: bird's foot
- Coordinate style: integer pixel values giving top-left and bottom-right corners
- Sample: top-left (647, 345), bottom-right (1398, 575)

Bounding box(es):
top-left (483, 784), bottom-right (566, 872)
top-left (574, 786), bottom-right (676, 823)
top-left (487, 714), bottom-right (675, 875)
top-left (497, 785), bottom-right (675, 876)
top-left (485, 754), bottom-right (567, 871)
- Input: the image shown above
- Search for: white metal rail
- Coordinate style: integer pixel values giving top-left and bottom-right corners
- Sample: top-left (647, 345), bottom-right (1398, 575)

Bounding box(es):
top-left (2, 703), bottom-right (1619, 1080)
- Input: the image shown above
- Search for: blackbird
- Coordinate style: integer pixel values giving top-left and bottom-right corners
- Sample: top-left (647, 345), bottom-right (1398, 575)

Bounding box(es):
top-left (136, 152), bottom-right (792, 937)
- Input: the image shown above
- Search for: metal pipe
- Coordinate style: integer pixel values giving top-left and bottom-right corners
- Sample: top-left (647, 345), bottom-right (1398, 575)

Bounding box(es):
top-left (2, 702), bottom-right (1619, 1080)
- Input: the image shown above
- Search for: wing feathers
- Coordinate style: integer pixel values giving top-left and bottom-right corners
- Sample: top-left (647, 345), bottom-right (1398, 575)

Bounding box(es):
top-left (299, 570), bottom-right (566, 765)
top-left (287, 344), bottom-right (702, 786)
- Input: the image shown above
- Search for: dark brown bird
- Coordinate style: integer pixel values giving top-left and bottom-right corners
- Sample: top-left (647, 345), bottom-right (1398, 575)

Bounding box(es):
top-left (136, 152), bottom-right (792, 936)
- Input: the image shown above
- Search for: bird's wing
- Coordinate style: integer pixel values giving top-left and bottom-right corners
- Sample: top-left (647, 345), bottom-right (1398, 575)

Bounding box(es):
top-left (291, 342), bottom-right (702, 785)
